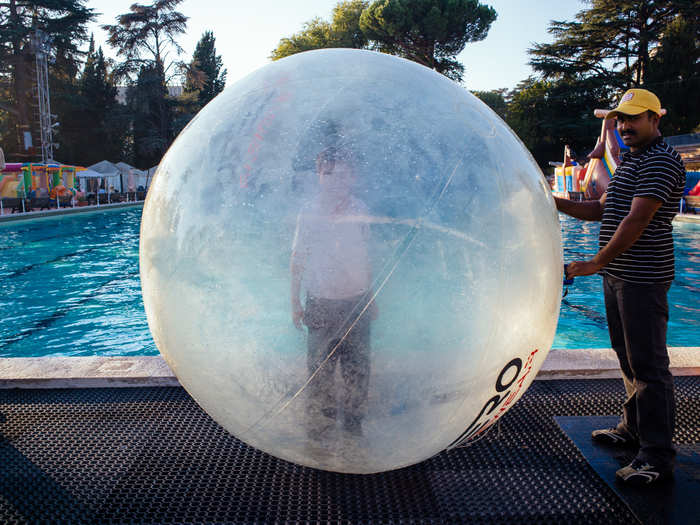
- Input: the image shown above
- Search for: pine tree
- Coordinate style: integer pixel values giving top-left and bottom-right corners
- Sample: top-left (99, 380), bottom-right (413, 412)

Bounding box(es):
top-left (0, 0), bottom-right (94, 158)
top-left (270, 1), bottom-right (369, 60)
top-left (360, 0), bottom-right (497, 81)
top-left (270, 0), bottom-right (497, 82)
top-left (646, 15), bottom-right (700, 135)
top-left (103, 0), bottom-right (188, 164)
top-left (528, 0), bottom-right (695, 89)
top-left (526, 0), bottom-right (698, 140)
top-left (129, 64), bottom-right (171, 168)
top-left (77, 42), bottom-right (126, 164)
top-left (185, 31), bottom-right (227, 109)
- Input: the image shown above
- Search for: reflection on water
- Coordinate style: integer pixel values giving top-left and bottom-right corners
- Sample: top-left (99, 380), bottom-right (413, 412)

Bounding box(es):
top-left (557, 215), bottom-right (700, 348)
top-left (1, 209), bottom-right (698, 357)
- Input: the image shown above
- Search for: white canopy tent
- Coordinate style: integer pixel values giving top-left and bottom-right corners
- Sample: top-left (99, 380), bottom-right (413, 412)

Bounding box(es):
top-left (116, 162), bottom-right (150, 191)
top-left (77, 169), bottom-right (120, 206)
top-left (86, 161), bottom-right (121, 192)
top-left (83, 160), bottom-right (156, 195)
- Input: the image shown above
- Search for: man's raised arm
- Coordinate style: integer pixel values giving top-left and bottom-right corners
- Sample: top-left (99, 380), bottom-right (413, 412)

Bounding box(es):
top-left (554, 192), bottom-right (607, 222)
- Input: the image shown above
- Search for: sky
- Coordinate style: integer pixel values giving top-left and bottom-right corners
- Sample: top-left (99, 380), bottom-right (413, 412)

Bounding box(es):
top-left (86, 0), bottom-right (585, 92)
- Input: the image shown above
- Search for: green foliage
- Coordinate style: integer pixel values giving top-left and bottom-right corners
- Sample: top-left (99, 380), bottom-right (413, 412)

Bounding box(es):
top-left (0, 0), bottom-right (94, 158)
top-left (270, 17), bottom-right (333, 60)
top-left (271, 1), bottom-right (370, 60)
top-left (271, 0), bottom-right (496, 82)
top-left (104, 0), bottom-right (189, 166)
top-left (471, 89), bottom-right (507, 120)
top-left (529, 0), bottom-right (695, 88)
top-left (360, 0), bottom-right (496, 81)
top-left (128, 63), bottom-right (173, 168)
top-left (645, 15), bottom-right (700, 135)
top-left (102, 0), bottom-right (188, 78)
top-left (42, 35), bottom-right (130, 165)
top-left (331, 0), bottom-right (370, 48)
top-left (505, 77), bottom-right (612, 169)
top-left (184, 31), bottom-right (227, 108)
top-left (522, 0), bottom-right (698, 165)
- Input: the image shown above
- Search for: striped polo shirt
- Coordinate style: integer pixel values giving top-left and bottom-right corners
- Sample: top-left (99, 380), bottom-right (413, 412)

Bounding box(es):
top-left (599, 137), bottom-right (686, 284)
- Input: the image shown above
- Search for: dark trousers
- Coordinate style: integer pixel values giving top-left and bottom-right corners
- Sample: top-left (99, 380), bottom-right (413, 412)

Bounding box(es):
top-left (303, 295), bottom-right (370, 425)
top-left (603, 274), bottom-right (675, 467)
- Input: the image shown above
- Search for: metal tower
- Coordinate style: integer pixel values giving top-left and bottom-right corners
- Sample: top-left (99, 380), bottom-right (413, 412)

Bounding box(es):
top-left (30, 29), bottom-right (55, 163)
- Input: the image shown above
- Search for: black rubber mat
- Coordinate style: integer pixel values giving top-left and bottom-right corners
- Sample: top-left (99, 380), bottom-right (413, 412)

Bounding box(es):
top-left (1, 377), bottom-right (698, 524)
top-left (556, 415), bottom-right (700, 525)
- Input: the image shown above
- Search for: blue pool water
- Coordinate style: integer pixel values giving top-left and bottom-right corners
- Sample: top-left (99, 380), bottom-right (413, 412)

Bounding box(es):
top-left (1, 208), bottom-right (699, 357)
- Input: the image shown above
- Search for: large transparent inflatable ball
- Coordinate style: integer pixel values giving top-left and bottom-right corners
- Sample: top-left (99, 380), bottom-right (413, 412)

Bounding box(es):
top-left (140, 49), bottom-right (562, 474)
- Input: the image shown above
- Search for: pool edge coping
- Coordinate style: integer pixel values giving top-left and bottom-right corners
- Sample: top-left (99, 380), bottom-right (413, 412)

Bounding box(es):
top-left (0, 347), bottom-right (698, 388)
top-left (0, 201), bottom-right (143, 223)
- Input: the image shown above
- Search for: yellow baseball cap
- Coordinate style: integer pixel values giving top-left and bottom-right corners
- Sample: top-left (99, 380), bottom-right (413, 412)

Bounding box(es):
top-left (605, 88), bottom-right (662, 119)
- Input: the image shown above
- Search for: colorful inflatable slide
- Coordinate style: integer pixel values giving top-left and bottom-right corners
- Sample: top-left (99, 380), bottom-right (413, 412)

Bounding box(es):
top-left (553, 108), bottom-right (672, 200)
top-left (553, 110), bottom-right (630, 199)
top-left (0, 162), bottom-right (82, 199)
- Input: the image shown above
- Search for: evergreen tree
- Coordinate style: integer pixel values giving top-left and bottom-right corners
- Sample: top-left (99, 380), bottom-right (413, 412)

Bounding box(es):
top-left (270, 1), bottom-right (369, 60)
top-left (472, 89), bottom-right (507, 120)
top-left (0, 0), bottom-right (94, 158)
top-left (103, 0), bottom-right (188, 165)
top-left (271, 0), bottom-right (497, 82)
top-left (129, 64), bottom-right (170, 168)
top-left (78, 42), bottom-right (127, 164)
top-left (184, 31), bottom-right (227, 109)
top-left (360, 0), bottom-right (497, 81)
top-left (526, 0), bottom-right (698, 141)
top-left (506, 77), bottom-right (611, 169)
top-left (645, 15), bottom-right (700, 135)
top-left (529, 0), bottom-right (695, 88)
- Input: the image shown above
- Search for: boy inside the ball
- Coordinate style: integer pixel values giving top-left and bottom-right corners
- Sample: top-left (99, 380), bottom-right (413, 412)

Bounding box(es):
top-left (290, 145), bottom-right (377, 440)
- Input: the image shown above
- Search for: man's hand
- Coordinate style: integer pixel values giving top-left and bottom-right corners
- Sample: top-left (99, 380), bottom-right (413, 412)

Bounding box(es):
top-left (566, 260), bottom-right (603, 278)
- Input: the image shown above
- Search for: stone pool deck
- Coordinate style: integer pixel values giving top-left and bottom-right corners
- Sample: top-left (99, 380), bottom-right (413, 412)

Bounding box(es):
top-left (1, 347), bottom-right (699, 389)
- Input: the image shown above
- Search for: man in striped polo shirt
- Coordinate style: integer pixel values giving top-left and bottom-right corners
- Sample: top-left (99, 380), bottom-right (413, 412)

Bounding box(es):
top-left (554, 88), bottom-right (686, 486)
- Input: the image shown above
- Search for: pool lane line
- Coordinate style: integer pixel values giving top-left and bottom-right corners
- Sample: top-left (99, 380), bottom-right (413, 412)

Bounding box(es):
top-left (0, 232), bottom-right (84, 251)
top-left (561, 298), bottom-right (607, 328)
top-left (0, 229), bottom-right (133, 253)
top-left (0, 270), bottom-right (140, 351)
top-left (0, 247), bottom-right (102, 279)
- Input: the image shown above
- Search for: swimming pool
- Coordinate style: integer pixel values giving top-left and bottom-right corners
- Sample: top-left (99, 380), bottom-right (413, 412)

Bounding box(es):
top-left (1, 208), bottom-right (698, 357)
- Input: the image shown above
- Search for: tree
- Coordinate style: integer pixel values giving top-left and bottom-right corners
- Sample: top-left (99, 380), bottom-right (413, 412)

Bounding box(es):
top-left (359, 0), bottom-right (497, 81)
top-left (506, 77), bottom-right (612, 169)
top-left (102, 0), bottom-right (188, 79)
top-left (129, 63), bottom-right (170, 168)
top-left (270, 1), bottom-right (369, 60)
top-left (271, 0), bottom-right (497, 82)
top-left (76, 39), bottom-right (128, 163)
top-left (472, 89), bottom-right (507, 120)
top-left (645, 15), bottom-right (700, 135)
top-left (0, 0), bottom-right (94, 157)
top-left (521, 0), bottom-right (698, 163)
top-left (103, 0), bottom-right (188, 164)
top-left (330, 0), bottom-right (369, 48)
top-left (529, 0), bottom-right (696, 88)
top-left (184, 31), bottom-right (227, 109)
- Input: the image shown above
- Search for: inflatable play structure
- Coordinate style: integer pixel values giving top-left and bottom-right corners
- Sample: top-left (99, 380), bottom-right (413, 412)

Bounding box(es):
top-left (552, 146), bottom-right (587, 196)
top-left (552, 108), bottom-right (677, 200)
top-left (0, 162), bottom-right (81, 200)
top-left (553, 110), bottom-right (634, 199)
